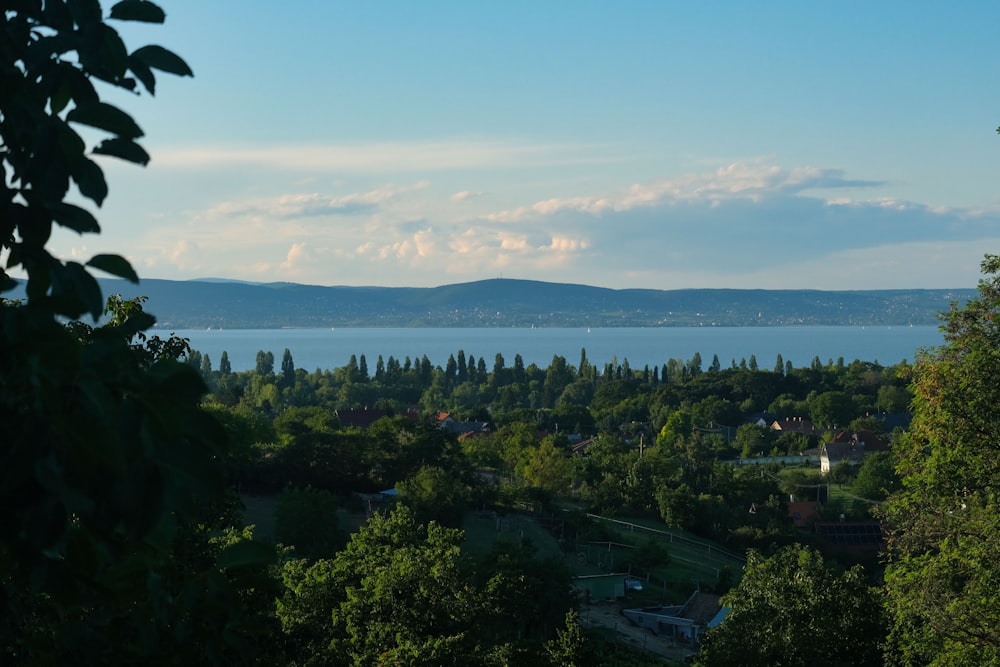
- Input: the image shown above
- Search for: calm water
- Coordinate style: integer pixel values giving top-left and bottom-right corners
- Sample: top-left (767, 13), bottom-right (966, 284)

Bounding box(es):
top-left (169, 326), bottom-right (944, 373)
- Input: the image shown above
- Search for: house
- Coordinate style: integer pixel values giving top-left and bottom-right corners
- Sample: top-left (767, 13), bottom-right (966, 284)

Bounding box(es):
top-left (336, 406), bottom-right (388, 429)
top-left (819, 430), bottom-right (886, 474)
top-left (771, 417), bottom-right (816, 434)
top-left (622, 591), bottom-right (725, 645)
top-left (748, 412), bottom-right (776, 429)
top-left (788, 499), bottom-right (819, 528)
top-left (876, 412), bottom-right (912, 433)
top-left (435, 412), bottom-right (491, 437)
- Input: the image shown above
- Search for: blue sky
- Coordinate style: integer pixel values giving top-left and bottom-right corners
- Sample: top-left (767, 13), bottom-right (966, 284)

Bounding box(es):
top-left (55, 1), bottom-right (1000, 289)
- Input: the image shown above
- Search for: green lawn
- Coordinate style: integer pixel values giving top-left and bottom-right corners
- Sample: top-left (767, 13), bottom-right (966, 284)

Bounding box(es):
top-left (240, 493), bottom-right (278, 541)
top-left (462, 510), bottom-right (567, 562)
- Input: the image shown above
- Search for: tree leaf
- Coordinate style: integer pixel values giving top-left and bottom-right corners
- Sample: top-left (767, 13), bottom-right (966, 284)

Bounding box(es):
top-left (131, 45), bottom-right (193, 77)
top-left (127, 55), bottom-right (156, 95)
top-left (93, 138), bottom-right (150, 166)
top-left (50, 203), bottom-right (101, 234)
top-left (87, 254), bottom-right (139, 283)
top-left (68, 102), bottom-right (144, 139)
top-left (72, 156), bottom-right (109, 206)
top-left (109, 0), bottom-right (166, 23)
top-left (51, 261), bottom-right (105, 319)
top-left (69, 0), bottom-right (103, 24)
top-left (78, 23), bottom-right (130, 82)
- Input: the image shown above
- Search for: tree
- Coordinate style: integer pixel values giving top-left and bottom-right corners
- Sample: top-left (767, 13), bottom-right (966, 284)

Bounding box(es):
top-left (397, 465), bottom-right (469, 528)
top-left (851, 450), bottom-right (899, 502)
top-left (274, 486), bottom-right (344, 560)
top-left (735, 423), bottom-right (769, 458)
top-left (280, 347), bottom-right (295, 384)
top-left (657, 408), bottom-right (693, 447)
top-left (544, 610), bottom-right (590, 666)
top-left (256, 349), bottom-right (275, 375)
top-left (0, 5), bottom-right (275, 659)
top-left (688, 352), bottom-right (703, 375)
top-left (882, 255), bottom-right (1000, 665)
top-left (697, 545), bottom-right (885, 666)
top-left (328, 505), bottom-right (480, 665)
top-left (709, 353), bottom-right (722, 372)
top-left (219, 349), bottom-right (233, 374)
top-left (200, 351), bottom-right (213, 376)
top-left (808, 390), bottom-right (853, 429)
top-left (519, 438), bottom-right (574, 499)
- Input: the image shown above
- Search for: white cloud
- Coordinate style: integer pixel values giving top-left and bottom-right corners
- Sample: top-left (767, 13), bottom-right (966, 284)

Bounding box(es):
top-left (107, 157), bottom-right (999, 290)
top-left (450, 190), bottom-right (486, 202)
top-left (208, 182), bottom-right (430, 219)
top-left (483, 159), bottom-right (886, 223)
top-left (151, 140), bottom-right (608, 173)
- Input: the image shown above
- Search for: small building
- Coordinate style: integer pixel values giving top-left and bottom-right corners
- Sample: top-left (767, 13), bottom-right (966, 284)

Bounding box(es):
top-left (788, 500), bottom-right (819, 528)
top-left (435, 412), bottom-right (491, 437)
top-left (819, 430), bottom-right (886, 474)
top-left (572, 573), bottom-right (628, 601)
top-left (771, 417), bottom-right (816, 434)
top-left (622, 591), bottom-right (724, 645)
top-left (336, 407), bottom-right (388, 429)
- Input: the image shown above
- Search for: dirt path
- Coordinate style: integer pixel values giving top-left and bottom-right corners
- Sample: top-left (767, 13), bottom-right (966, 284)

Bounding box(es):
top-left (580, 601), bottom-right (696, 664)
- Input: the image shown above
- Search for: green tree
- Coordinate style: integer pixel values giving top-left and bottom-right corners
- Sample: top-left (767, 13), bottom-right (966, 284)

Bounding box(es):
top-left (280, 347), bottom-right (295, 385)
top-left (544, 610), bottom-right (590, 667)
top-left (851, 450), bottom-right (900, 502)
top-left (808, 390), bottom-right (854, 429)
top-left (697, 545), bottom-right (885, 667)
top-left (875, 384), bottom-right (911, 413)
top-left (0, 3), bottom-right (273, 663)
top-left (256, 349), bottom-right (275, 375)
top-left (882, 255), bottom-right (1000, 666)
top-left (688, 352), bottom-right (703, 375)
top-left (657, 408), bottom-right (693, 447)
top-left (328, 505), bottom-right (480, 665)
top-left (735, 423), bottom-right (769, 458)
top-left (397, 465), bottom-right (469, 528)
top-left (709, 353), bottom-right (722, 372)
top-left (219, 349), bottom-right (233, 374)
top-left (274, 486), bottom-right (344, 559)
top-left (519, 438), bottom-right (574, 499)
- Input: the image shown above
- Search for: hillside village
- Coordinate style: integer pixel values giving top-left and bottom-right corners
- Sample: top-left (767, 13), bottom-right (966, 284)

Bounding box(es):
top-left (176, 338), bottom-right (917, 663)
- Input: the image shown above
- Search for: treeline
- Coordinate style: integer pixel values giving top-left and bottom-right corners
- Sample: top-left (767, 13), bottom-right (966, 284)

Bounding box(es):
top-left (188, 339), bottom-right (912, 549)
top-left (156, 335), bottom-right (908, 665)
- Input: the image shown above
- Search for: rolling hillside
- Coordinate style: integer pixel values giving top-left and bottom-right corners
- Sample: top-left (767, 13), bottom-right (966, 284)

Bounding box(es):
top-left (7, 277), bottom-right (973, 328)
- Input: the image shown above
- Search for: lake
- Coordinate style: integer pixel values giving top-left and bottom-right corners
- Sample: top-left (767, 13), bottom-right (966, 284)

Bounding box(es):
top-left (168, 326), bottom-right (945, 373)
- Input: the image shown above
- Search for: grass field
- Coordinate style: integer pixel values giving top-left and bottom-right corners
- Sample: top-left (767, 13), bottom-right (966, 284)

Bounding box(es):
top-left (240, 493), bottom-right (278, 541)
top-left (241, 492), bottom-right (745, 602)
top-left (462, 510), bottom-right (567, 561)
top-left (578, 514), bottom-right (745, 594)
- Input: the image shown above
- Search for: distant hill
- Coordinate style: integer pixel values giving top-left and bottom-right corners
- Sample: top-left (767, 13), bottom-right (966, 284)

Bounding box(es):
top-left (6, 277), bottom-right (973, 328)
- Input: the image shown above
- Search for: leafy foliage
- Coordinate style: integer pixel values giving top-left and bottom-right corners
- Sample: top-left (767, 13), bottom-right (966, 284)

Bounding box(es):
top-left (0, 4), bottom-right (275, 663)
top-left (882, 255), bottom-right (1000, 666)
top-left (274, 486), bottom-right (345, 559)
top-left (697, 545), bottom-right (885, 667)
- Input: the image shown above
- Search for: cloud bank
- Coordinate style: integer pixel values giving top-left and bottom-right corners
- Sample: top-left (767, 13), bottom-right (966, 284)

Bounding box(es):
top-left (77, 158), bottom-right (996, 290)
